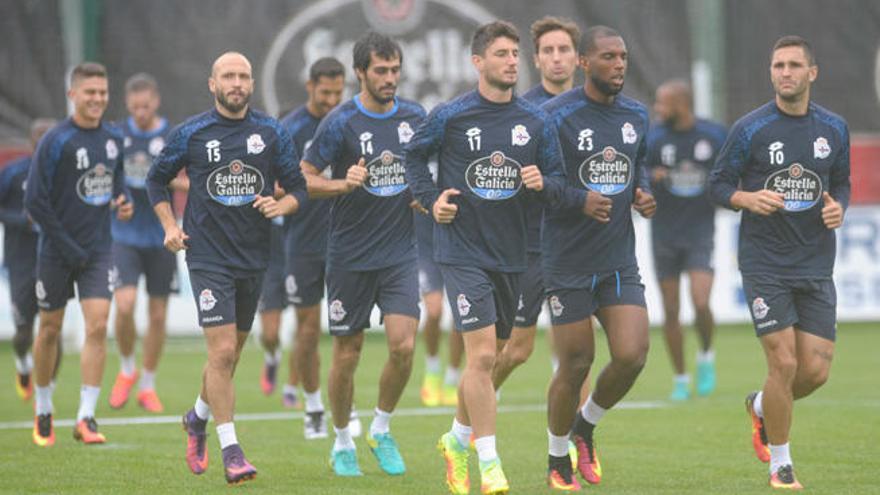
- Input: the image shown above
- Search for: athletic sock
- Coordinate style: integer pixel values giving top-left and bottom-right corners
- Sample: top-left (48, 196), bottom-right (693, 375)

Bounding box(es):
top-left (264, 350), bottom-right (280, 365)
top-left (76, 385), bottom-right (100, 421)
top-left (769, 442), bottom-right (792, 473)
top-left (139, 369), bottom-right (156, 390)
top-left (216, 422), bottom-right (238, 449)
top-left (548, 429), bottom-right (570, 457)
top-left (15, 352), bottom-right (33, 374)
top-left (580, 394), bottom-right (607, 428)
top-left (451, 418), bottom-right (472, 449)
top-left (675, 373), bottom-right (691, 386)
top-left (333, 426), bottom-right (355, 451)
top-left (304, 389), bottom-right (323, 412)
top-left (696, 349), bottom-right (715, 363)
top-left (194, 395), bottom-right (211, 421)
top-left (425, 355), bottom-right (441, 374)
top-left (119, 354), bottom-right (136, 376)
top-left (474, 435), bottom-right (498, 462)
top-left (444, 366), bottom-right (461, 386)
top-left (35, 386), bottom-right (53, 415)
top-left (369, 408), bottom-right (392, 436)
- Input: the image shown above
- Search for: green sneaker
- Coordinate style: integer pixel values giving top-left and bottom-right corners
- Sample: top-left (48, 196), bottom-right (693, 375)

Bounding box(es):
top-left (669, 380), bottom-right (691, 401)
top-left (437, 432), bottom-right (469, 494)
top-left (696, 360), bottom-right (716, 396)
top-left (367, 432), bottom-right (406, 475)
top-left (479, 458), bottom-right (509, 494)
top-left (329, 447), bottom-right (362, 477)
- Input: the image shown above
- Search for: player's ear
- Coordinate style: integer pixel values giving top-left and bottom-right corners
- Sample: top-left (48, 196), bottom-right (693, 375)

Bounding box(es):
top-left (471, 53), bottom-right (483, 71)
top-left (808, 64), bottom-right (818, 83)
top-left (208, 76), bottom-right (216, 95)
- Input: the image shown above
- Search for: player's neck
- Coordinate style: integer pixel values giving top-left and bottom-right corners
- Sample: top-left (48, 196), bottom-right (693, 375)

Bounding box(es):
top-left (542, 78), bottom-right (572, 97)
top-left (478, 80), bottom-right (513, 104)
top-left (358, 90), bottom-right (395, 114)
top-left (673, 112), bottom-right (695, 132)
top-left (72, 112), bottom-right (101, 129)
top-left (215, 102), bottom-right (247, 120)
top-left (306, 100), bottom-right (324, 119)
top-left (775, 92), bottom-right (810, 117)
top-left (134, 115), bottom-right (163, 132)
top-left (583, 81), bottom-right (614, 105)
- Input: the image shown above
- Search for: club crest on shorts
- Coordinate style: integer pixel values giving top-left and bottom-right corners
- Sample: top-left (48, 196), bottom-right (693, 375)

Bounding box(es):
top-left (752, 297), bottom-right (770, 320)
top-left (813, 136), bottom-right (831, 159)
top-left (285, 275), bottom-right (297, 297)
top-left (247, 133), bottom-right (266, 155)
top-left (457, 294), bottom-right (471, 317)
top-left (549, 295), bottom-right (564, 317)
top-left (199, 289), bottom-right (217, 311)
top-left (329, 299), bottom-right (346, 322)
top-left (517, 294), bottom-right (524, 311)
top-left (35, 280), bottom-right (46, 301)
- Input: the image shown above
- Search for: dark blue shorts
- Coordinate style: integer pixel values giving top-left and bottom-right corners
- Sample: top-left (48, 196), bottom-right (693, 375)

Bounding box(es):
top-left (189, 268), bottom-right (264, 331)
top-left (286, 257), bottom-right (325, 308)
top-left (325, 261), bottom-right (420, 336)
top-left (544, 264), bottom-right (646, 326)
top-left (112, 243), bottom-right (178, 296)
top-left (9, 267), bottom-right (38, 326)
top-left (514, 253), bottom-right (544, 328)
top-left (439, 264), bottom-right (521, 340)
top-left (36, 252), bottom-right (114, 311)
top-left (652, 239), bottom-right (713, 281)
top-left (258, 267), bottom-right (288, 312)
top-left (741, 274), bottom-right (836, 342)
top-left (418, 256), bottom-right (444, 295)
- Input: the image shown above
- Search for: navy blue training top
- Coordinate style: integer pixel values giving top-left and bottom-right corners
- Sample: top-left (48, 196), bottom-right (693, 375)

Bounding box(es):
top-left (521, 83), bottom-right (559, 254)
top-left (0, 156), bottom-right (38, 271)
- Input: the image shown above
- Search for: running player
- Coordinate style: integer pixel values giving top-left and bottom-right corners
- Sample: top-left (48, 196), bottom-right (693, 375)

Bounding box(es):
top-left (647, 79), bottom-right (726, 400)
top-left (406, 21), bottom-right (588, 495)
top-left (0, 118), bottom-right (58, 401)
top-left (147, 52), bottom-right (306, 484)
top-left (492, 15), bottom-right (580, 397)
top-left (255, 213), bottom-right (288, 398)
top-left (299, 33), bottom-right (423, 477)
top-left (276, 57), bottom-right (345, 439)
top-left (709, 35), bottom-right (849, 490)
top-left (541, 26), bottom-right (656, 489)
top-left (108, 73), bottom-right (186, 413)
top-left (26, 62), bottom-right (133, 446)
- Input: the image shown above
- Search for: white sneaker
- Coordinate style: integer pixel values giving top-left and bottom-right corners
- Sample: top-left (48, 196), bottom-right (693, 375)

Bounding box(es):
top-left (304, 410), bottom-right (328, 440)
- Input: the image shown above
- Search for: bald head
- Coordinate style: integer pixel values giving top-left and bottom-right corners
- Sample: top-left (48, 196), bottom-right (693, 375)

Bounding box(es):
top-left (654, 78), bottom-right (694, 127)
top-left (209, 51), bottom-right (253, 117)
top-left (212, 51), bottom-right (251, 78)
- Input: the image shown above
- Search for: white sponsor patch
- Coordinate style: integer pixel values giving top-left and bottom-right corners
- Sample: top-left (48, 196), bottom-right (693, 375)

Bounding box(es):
top-left (199, 289), bottom-right (217, 311)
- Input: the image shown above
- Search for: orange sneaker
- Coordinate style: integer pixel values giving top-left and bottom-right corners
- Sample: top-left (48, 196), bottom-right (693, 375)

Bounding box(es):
top-left (108, 371), bottom-right (137, 409)
top-left (73, 417), bottom-right (106, 444)
top-left (16, 373), bottom-right (33, 401)
top-left (769, 465), bottom-right (803, 490)
top-left (745, 391), bottom-right (770, 463)
top-left (547, 456), bottom-right (581, 491)
top-left (572, 432), bottom-right (602, 485)
top-left (137, 389), bottom-right (164, 413)
top-left (32, 414), bottom-right (55, 447)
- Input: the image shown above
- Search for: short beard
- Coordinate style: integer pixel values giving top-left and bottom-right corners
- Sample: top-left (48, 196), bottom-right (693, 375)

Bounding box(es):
top-left (486, 73), bottom-right (517, 92)
top-left (590, 74), bottom-right (622, 97)
top-left (216, 91), bottom-right (250, 114)
top-left (368, 85), bottom-right (395, 105)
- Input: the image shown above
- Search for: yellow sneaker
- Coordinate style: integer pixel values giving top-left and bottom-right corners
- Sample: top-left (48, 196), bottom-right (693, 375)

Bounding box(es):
top-left (441, 384), bottom-right (459, 406)
top-left (421, 372), bottom-right (441, 407)
top-left (479, 458), bottom-right (509, 494)
top-left (437, 432), bottom-right (469, 494)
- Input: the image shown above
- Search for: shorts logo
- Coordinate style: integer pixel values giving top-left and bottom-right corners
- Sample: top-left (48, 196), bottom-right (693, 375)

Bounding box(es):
top-left (511, 124), bottom-right (530, 146)
top-left (578, 146), bottom-right (632, 195)
top-left (465, 151), bottom-right (522, 200)
top-left (667, 160), bottom-right (706, 197)
top-left (35, 280), bottom-right (46, 301)
top-left (108, 267), bottom-right (119, 293)
top-left (813, 136), bottom-right (831, 159)
top-left (285, 275), bottom-right (298, 297)
top-left (418, 270), bottom-right (429, 294)
top-left (694, 139), bottom-right (713, 161)
top-left (364, 150), bottom-right (408, 197)
top-left (751, 297), bottom-right (770, 320)
top-left (517, 294), bottom-right (524, 311)
top-left (764, 163), bottom-right (823, 212)
top-left (398, 121), bottom-right (414, 144)
top-left (207, 159), bottom-right (266, 206)
top-left (457, 294), bottom-right (471, 317)
top-left (621, 122), bottom-right (638, 144)
top-left (149, 137), bottom-right (165, 157)
top-left (199, 289), bottom-right (217, 312)
top-left (105, 139), bottom-right (119, 160)
top-left (124, 151), bottom-right (151, 189)
top-left (549, 295), bottom-right (564, 317)
top-left (76, 163), bottom-right (114, 206)
top-left (329, 299), bottom-right (346, 322)
top-left (247, 134), bottom-right (266, 155)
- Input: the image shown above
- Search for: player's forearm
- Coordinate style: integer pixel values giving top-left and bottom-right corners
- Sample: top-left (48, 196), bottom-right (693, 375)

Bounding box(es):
top-left (304, 173), bottom-right (349, 198)
top-left (153, 201), bottom-right (178, 231)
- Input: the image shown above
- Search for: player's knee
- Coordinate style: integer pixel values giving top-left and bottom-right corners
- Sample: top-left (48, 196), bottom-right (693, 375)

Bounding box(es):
top-left (801, 361), bottom-right (830, 390)
top-left (468, 350), bottom-right (496, 373)
top-left (614, 344), bottom-right (649, 374)
top-left (768, 353), bottom-right (798, 381)
top-left (210, 344), bottom-right (237, 371)
top-left (115, 295), bottom-right (136, 316)
top-left (388, 337), bottom-right (415, 366)
top-left (85, 321), bottom-right (108, 341)
top-left (508, 340), bottom-right (534, 367)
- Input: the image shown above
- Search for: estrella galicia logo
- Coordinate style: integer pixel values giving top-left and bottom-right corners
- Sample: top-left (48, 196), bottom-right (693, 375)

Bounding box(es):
top-left (364, 150), bottom-right (408, 197)
top-left (207, 159), bottom-right (265, 206)
top-left (465, 151), bottom-right (522, 200)
top-left (124, 150), bottom-right (151, 189)
top-left (667, 160), bottom-right (706, 197)
top-left (578, 146), bottom-right (632, 195)
top-left (76, 163), bottom-right (114, 205)
top-left (764, 163), bottom-right (823, 212)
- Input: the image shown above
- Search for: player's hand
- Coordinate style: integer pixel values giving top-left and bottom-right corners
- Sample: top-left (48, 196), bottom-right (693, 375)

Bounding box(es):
top-left (521, 165), bottom-right (544, 192)
top-left (253, 194), bottom-right (298, 218)
top-left (163, 223), bottom-right (189, 252)
top-left (633, 187), bottom-right (656, 218)
top-left (344, 158), bottom-right (368, 193)
top-left (114, 194), bottom-right (134, 221)
top-left (651, 167), bottom-right (669, 182)
top-left (410, 199), bottom-right (429, 215)
top-left (583, 190), bottom-right (612, 223)
top-left (821, 191), bottom-right (844, 229)
top-left (739, 189), bottom-right (785, 215)
top-left (433, 188), bottom-right (460, 224)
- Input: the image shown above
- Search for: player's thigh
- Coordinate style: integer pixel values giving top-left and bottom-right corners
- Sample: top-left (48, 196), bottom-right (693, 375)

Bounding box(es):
top-left (376, 260), bottom-right (420, 322)
top-left (112, 243), bottom-right (145, 290)
top-left (189, 268), bottom-right (238, 329)
top-left (76, 252), bottom-right (114, 302)
top-left (80, 297), bottom-right (112, 333)
top-left (143, 246), bottom-right (178, 298)
top-left (514, 253), bottom-right (544, 328)
top-left (597, 304), bottom-right (649, 364)
top-left (551, 316), bottom-right (595, 363)
top-left (792, 278), bottom-right (837, 342)
top-left (742, 274), bottom-right (797, 338)
top-left (288, 257), bottom-right (325, 308)
top-left (234, 272), bottom-right (266, 333)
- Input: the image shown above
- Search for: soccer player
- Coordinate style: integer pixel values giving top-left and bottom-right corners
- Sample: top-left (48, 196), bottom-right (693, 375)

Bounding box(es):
top-left (275, 57), bottom-right (346, 439)
top-left (108, 73), bottom-right (186, 413)
top-left (709, 35), bottom-right (849, 490)
top-left (147, 52), bottom-right (306, 484)
top-left (647, 79), bottom-right (726, 400)
top-left (492, 15), bottom-right (580, 396)
top-left (255, 214), bottom-right (289, 398)
top-left (541, 26), bottom-right (656, 489)
top-left (25, 62), bottom-right (133, 446)
top-left (406, 21), bottom-right (588, 495)
top-left (299, 33), bottom-right (423, 477)
top-left (417, 171), bottom-right (464, 408)
top-left (0, 118), bottom-right (58, 400)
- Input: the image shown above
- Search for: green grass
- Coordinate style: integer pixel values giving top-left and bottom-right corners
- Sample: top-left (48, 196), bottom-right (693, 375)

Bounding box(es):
top-left (0, 322), bottom-right (877, 494)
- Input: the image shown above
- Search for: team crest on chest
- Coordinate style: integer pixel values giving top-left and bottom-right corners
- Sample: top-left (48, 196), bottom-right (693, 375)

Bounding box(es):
top-left (621, 122), bottom-right (638, 144)
top-left (397, 121), bottom-right (414, 144)
top-left (105, 139), bottom-right (119, 160)
top-left (694, 139), bottom-right (713, 161)
top-left (813, 136), bottom-right (831, 159)
top-left (661, 144), bottom-right (676, 166)
top-left (149, 137), bottom-right (165, 157)
top-left (511, 124), bottom-right (530, 146)
top-left (247, 133), bottom-right (266, 155)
